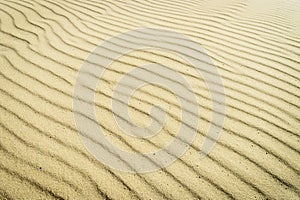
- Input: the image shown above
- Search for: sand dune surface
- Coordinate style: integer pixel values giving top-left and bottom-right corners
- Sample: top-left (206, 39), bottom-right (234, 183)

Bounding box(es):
top-left (0, 0), bottom-right (299, 199)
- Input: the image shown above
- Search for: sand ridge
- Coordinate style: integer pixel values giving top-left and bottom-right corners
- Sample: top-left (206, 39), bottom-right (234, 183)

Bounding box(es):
top-left (0, 0), bottom-right (299, 199)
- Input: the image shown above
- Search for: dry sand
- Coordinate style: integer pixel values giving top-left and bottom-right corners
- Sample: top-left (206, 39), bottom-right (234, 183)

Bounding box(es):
top-left (0, 0), bottom-right (300, 199)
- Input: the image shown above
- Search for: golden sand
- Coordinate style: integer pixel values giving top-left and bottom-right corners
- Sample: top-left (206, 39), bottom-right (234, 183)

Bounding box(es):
top-left (0, 0), bottom-right (299, 199)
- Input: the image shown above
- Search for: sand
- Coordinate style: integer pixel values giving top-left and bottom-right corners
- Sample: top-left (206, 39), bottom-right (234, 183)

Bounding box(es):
top-left (0, 0), bottom-right (299, 199)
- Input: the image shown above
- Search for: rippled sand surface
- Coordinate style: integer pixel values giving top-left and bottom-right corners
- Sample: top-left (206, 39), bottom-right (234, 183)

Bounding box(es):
top-left (0, 0), bottom-right (299, 199)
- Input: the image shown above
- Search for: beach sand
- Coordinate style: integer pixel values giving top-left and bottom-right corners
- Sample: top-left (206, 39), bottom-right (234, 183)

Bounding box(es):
top-left (0, 0), bottom-right (299, 199)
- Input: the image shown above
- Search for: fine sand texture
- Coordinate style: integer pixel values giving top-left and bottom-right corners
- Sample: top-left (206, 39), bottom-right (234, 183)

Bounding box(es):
top-left (0, 0), bottom-right (300, 199)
